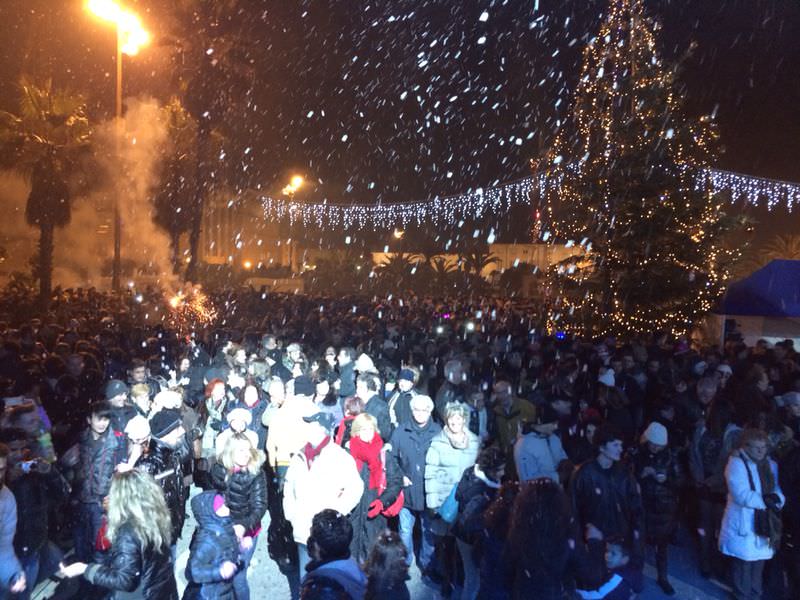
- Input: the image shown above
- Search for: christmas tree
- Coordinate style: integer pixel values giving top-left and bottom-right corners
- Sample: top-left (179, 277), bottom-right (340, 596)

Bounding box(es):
top-left (541, 0), bottom-right (743, 338)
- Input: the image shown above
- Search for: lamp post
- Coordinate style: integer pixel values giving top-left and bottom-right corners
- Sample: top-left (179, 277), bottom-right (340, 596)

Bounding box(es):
top-left (85, 0), bottom-right (149, 292)
top-left (282, 175), bottom-right (304, 272)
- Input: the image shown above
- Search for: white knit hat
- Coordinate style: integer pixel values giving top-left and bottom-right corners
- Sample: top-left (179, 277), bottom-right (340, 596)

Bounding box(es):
top-left (226, 408), bottom-right (253, 426)
top-left (124, 415), bottom-right (151, 440)
top-left (641, 421), bottom-right (668, 446)
top-left (354, 353), bottom-right (379, 374)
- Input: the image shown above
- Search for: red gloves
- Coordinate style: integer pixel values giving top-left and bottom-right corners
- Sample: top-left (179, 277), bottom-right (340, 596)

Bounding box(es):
top-left (368, 499), bottom-right (384, 518)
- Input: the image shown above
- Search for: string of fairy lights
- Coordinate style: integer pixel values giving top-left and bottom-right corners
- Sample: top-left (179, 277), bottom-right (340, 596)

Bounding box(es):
top-left (258, 167), bottom-right (798, 229)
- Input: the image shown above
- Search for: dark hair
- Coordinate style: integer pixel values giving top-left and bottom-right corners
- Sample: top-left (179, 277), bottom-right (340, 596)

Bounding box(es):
top-left (483, 480), bottom-right (520, 537)
top-left (129, 358), bottom-right (146, 371)
top-left (357, 372), bottom-right (380, 392)
top-left (364, 530), bottom-right (409, 599)
top-left (343, 396), bottom-right (365, 417)
top-left (507, 479), bottom-right (573, 574)
top-left (88, 400), bottom-right (112, 419)
top-left (339, 347), bottom-right (357, 362)
top-left (593, 424), bottom-right (623, 449)
top-left (476, 445), bottom-right (506, 480)
top-left (0, 443), bottom-right (9, 460)
top-left (309, 509), bottom-right (352, 562)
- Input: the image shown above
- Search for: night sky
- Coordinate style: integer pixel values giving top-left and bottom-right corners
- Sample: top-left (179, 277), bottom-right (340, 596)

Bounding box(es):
top-left (1, 0), bottom-right (799, 224)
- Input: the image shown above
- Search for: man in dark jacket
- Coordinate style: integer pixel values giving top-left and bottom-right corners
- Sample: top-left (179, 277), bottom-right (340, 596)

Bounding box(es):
top-left (357, 373), bottom-right (392, 441)
top-left (125, 412), bottom-right (188, 548)
top-left (388, 394), bottom-right (441, 569)
top-left (387, 367), bottom-right (419, 430)
top-left (570, 424), bottom-right (644, 592)
top-left (2, 428), bottom-right (69, 597)
top-left (105, 379), bottom-right (137, 433)
top-left (336, 347), bottom-right (357, 400)
top-left (301, 509), bottom-right (367, 600)
top-left (72, 401), bottom-right (126, 562)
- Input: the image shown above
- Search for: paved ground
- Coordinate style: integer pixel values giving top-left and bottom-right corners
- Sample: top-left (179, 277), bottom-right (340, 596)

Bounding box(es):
top-left (34, 488), bottom-right (731, 599)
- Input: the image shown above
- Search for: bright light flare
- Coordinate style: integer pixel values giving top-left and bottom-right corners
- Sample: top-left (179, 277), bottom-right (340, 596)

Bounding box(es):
top-left (86, 0), bottom-right (150, 56)
top-left (282, 175), bottom-right (304, 195)
top-left (165, 286), bottom-right (218, 333)
top-left (393, 228), bottom-right (405, 239)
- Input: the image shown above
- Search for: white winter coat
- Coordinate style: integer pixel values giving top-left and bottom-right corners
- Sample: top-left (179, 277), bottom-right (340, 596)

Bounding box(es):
top-left (718, 450), bottom-right (784, 561)
top-left (283, 441), bottom-right (364, 545)
top-left (513, 431), bottom-right (568, 484)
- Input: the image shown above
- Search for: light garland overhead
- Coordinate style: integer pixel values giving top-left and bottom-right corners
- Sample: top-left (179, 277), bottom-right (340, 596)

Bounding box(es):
top-left (259, 167), bottom-right (799, 229)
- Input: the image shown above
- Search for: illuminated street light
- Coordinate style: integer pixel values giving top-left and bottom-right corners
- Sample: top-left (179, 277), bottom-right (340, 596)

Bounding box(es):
top-left (243, 260), bottom-right (253, 270)
top-left (85, 0), bottom-right (150, 292)
top-left (86, 0), bottom-right (150, 55)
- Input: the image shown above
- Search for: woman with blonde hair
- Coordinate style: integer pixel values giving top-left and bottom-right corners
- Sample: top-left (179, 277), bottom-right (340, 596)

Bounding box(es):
top-left (347, 413), bottom-right (403, 563)
top-left (58, 469), bottom-right (177, 599)
top-left (210, 433), bottom-right (268, 600)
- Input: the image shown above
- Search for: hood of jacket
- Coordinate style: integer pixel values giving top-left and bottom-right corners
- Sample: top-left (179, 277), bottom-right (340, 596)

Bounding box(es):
top-left (306, 558), bottom-right (367, 600)
top-left (192, 490), bottom-right (230, 529)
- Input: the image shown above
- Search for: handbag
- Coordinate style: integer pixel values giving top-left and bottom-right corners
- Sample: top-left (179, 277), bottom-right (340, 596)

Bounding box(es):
top-left (378, 468), bottom-right (406, 517)
top-left (438, 483), bottom-right (459, 524)
top-left (378, 449), bottom-right (404, 517)
top-left (741, 455), bottom-right (774, 540)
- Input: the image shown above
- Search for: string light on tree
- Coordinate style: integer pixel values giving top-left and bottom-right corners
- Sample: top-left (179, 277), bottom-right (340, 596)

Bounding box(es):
top-left (540, 0), bottom-right (746, 338)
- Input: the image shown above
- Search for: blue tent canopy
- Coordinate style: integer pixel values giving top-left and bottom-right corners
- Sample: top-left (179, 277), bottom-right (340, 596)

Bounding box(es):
top-left (719, 259), bottom-right (800, 317)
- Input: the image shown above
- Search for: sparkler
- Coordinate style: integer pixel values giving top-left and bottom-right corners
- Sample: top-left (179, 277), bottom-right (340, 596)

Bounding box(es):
top-left (166, 285), bottom-right (218, 333)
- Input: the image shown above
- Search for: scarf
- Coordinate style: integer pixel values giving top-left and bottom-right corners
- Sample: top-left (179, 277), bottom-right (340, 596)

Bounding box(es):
top-left (444, 426), bottom-right (469, 450)
top-left (349, 435), bottom-right (384, 490)
top-left (303, 436), bottom-right (331, 467)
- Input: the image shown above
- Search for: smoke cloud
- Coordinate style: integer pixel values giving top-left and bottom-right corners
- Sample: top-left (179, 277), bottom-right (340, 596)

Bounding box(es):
top-left (1, 96), bottom-right (179, 290)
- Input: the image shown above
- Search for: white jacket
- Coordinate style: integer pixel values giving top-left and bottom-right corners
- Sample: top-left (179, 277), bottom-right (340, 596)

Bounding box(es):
top-left (283, 441), bottom-right (364, 544)
top-left (719, 451), bottom-right (784, 561)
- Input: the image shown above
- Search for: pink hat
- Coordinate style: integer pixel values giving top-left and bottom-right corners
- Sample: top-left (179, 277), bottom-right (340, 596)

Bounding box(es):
top-left (213, 494), bottom-right (226, 513)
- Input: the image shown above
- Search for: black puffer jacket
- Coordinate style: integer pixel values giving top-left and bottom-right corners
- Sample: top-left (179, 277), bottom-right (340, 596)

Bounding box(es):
top-left (210, 463), bottom-right (268, 532)
top-left (84, 522), bottom-right (177, 599)
top-left (632, 444), bottom-right (680, 543)
top-left (183, 491), bottom-right (239, 600)
top-left (136, 440), bottom-right (186, 543)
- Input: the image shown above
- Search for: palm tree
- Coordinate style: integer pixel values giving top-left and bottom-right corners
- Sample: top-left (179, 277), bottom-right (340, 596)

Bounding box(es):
top-left (376, 252), bottom-right (417, 291)
top-left (456, 245), bottom-right (500, 294)
top-left (429, 255), bottom-right (459, 295)
top-left (305, 250), bottom-right (370, 295)
top-left (164, 0), bottom-right (255, 281)
top-left (0, 78), bottom-right (91, 301)
top-left (733, 234), bottom-right (800, 279)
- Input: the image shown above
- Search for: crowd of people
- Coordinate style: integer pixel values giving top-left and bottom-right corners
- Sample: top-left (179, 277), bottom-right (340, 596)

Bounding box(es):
top-left (0, 287), bottom-right (799, 600)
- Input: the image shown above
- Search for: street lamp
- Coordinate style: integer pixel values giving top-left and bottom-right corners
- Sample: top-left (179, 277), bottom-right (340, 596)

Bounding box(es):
top-left (85, 0), bottom-right (149, 292)
top-left (282, 175), bottom-right (304, 272)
